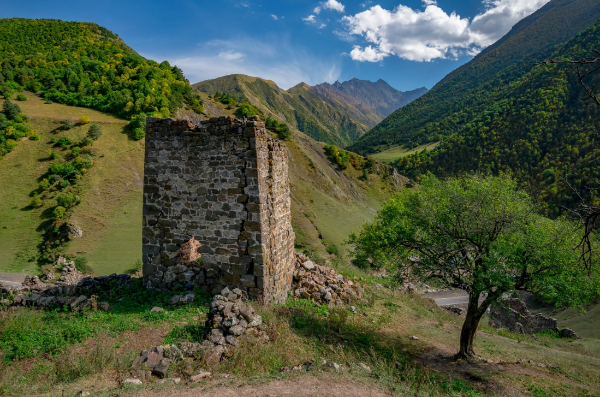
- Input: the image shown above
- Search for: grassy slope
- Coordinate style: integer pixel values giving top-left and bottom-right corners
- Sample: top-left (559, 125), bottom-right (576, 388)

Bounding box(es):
top-left (0, 92), bottom-right (143, 275)
top-left (370, 142), bottom-right (440, 164)
top-left (0, 92), bottom-right (397, 275)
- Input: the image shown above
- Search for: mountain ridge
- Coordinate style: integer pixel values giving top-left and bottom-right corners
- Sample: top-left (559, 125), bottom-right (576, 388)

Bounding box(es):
top-left (194, 75), bottom-right (426, 147)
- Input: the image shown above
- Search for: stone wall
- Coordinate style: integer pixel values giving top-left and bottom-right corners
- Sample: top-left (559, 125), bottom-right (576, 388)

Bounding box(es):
top-left (142, 116), bottom-right (295, 303)
top-left (489, 298), bottom-right (558, 335)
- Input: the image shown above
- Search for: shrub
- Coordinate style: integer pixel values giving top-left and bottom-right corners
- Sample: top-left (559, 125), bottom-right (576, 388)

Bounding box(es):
top-left (57, 193), bottom-right (80, 208)
top-left (2, 99), bottom-right (21, 120)
top-left (52, 206), bottom-right (66, 220)
top-left (16, 94), bottom-right (27, 101)
top-left (87, 123), bottom-right (102, 140)
top-left (29, 134), bottom-right (40, 141)
top-left (71, 147), bottom-right (80, 157)
top-left (30, 194), bottom-right (42, 207)
top-left (56, 137), bottom-right (73, 148)
top-left (50, 137), bottom-right (57, 143)
top-left (327, 245), bottom-right (339, 256)
top-left (74, 257), bottom-right (92, 274)
top-left (59, 179), bottom-right (70, 188)
top-left (44, 100), bottom-right (53, 104)
top-left (50, 151), bottom-right (58, 159)
top-left (59, 119), bottom-right (74, 130)
top-left (13, 115), bottom-right (23, 123)
top-left (79, 116), bottom-right (90, 124)
top-left (133, 128), bottom-right (145, 140)
top-left (39, 178), bottom-right (51, 190)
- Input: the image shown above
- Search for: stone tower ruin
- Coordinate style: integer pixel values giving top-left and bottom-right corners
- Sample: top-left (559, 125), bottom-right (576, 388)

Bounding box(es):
top-left (142, 116), bottom-right (295, 303)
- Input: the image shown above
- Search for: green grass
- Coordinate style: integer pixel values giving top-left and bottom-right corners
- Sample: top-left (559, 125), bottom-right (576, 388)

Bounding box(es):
top-left (370, 142), bottom-right (440, 164)
top-left (0, 93), bottom-right (144, 275)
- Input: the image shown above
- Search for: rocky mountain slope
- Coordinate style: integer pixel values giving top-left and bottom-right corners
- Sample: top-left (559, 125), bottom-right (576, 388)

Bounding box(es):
top-left (193, 75), bottom-right (425, 147)
top-left (349, 0), bottom-right (600, 155)
top-left (314, 79), bottom-right (427, 119)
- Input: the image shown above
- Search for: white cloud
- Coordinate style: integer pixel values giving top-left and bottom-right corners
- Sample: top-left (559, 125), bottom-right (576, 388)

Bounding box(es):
top-left (314, 6), bottom-right (321, 14)
top-left (150, 39), bottom-right (341, 90)
top-left (271, 14), bottom-right (278, 20)
top-left (323, 0), bottom-right (345, 13)
top-left (318, 23), bottom-right (327, 29)
top-left (303, 15), bottom-right (316, 23)
top-left (333, 29), bottom-right (355, 43)
top-left (342, 0), bottom-right (550, 62)
top-left (360, 1), bottom-right (372, 8)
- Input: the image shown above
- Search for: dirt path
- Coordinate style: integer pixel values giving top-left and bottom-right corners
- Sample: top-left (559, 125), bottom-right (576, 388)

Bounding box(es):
top-left (126, 376), bottom-right (391, 397)
top-left (0, 272), bottom-right (27, 288)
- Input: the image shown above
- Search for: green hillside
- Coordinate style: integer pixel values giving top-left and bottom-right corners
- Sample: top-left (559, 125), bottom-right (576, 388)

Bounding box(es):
top-left (349, 0), bottom-right (600, 155)
top-left (394, 20), bottom-right (600, 218)
top-left (194, 74), bottom-right (373, 147)
top-left (0, 18), bottom-right (203, 130)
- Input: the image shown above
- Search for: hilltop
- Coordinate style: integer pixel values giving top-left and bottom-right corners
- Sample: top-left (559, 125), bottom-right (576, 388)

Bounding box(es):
top-left (193, 75), bottom-right (425, 147)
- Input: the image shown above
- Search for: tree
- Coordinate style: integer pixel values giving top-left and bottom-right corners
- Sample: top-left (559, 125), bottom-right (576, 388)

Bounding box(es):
top-left (349, 174), bottom-right (599, 358)
top-left (2, 99), bottom-right (20, 120)
top-left (79, 115), bottom-right (90, 124)
top-left (87, 123), bottom-right (102, 140)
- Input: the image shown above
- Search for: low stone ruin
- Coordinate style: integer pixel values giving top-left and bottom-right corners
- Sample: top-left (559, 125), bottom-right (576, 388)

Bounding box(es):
top-left (291, 252), bottom-right (364, 307)
top-left (489, 298), bottom-right (579, 338)
top-left (56, 261), bottom-right (85, 286)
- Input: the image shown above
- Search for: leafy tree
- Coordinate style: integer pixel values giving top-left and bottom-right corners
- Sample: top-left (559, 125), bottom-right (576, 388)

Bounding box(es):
top-left (52, 206), bottom-right (66, 220)
top-left (349, 174), bottom-right (600, 358)
top-left (87, 123), bottom-right (102, 140)
top-left (57, 193), bottom-right (80, 208)
top-left (128, 113), bottom-right (146, 141)
top-left (30, 194), bottom-right (41, 208)
top-left (79, 116), bottom-right (90, 124)
top-left (16, 94), bottom-right (26, 101)
top-left (56, 136), bottom-right (73, 148)
top-left (2, 99), bottom-right (20, 120)
top-left (29, 134), bottom-right (39, 141)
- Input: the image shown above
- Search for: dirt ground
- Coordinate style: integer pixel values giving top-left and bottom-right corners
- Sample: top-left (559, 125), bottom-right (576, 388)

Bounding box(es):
top-left (125, 375), bottom-right (392, 397)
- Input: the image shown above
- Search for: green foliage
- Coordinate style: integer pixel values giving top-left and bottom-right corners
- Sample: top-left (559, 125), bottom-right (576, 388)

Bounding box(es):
top-left (73, 257), bottom-right (91, 274)
top-left (59, 119), bottom-right (73, 130)
top-left (71, 146), bottom-right (80, 157)
top-left (56, 136), bottom-right (72, 148)
top-left (350, 1), bottom-right (600, 154)
top-left (350, 174), bottom-right (599, 306)
top-left (30, 194), bottom-right (41, 208)
top-left (324, 144), bottom-right (350, 169)
top-left (56, 193), bottom-right (80, 208)
top-left (79, 115), bottom-right (90, 124)
top-left (0, 18), bottom-right (203, 119)
top-left (52, 206), bottom-right (66, 220)
top-left (128, 113), bottom-right (146, 140)
top-left (265, 116), bottom-right (290, 140)
top-left (237, 101), bottom-right (259, 117)
top-left (16, 94), bottom-right (26, 101)
top-left (0, 101), bottom-right (31, 156)
top-left (29, 134), bottom-right (39, 140)
top-left (392, 21), bottom-right (600, 218)
top-left (87, 123), bottom-right (102, 140)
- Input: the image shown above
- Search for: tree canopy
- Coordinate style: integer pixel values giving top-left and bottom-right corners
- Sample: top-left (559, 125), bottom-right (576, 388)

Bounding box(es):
top-left (350, 174), bottom-right (600, 357)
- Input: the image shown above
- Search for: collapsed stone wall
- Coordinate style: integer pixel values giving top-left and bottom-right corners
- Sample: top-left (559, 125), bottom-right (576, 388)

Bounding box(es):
top-left (142, 116), bottom-right (295, 303)
top-left (489, 298), bottom-right (578, 338)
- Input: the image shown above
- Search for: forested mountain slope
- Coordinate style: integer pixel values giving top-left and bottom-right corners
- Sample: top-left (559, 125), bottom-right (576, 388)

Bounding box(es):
top-left (349, 0), bottom-right (600, 154)
top-left (193, 75), bottom-right (424, 147)
top-left (395, 20), bottom-right (600, 218)
top-left (0, 18), bottom-right (203, 124)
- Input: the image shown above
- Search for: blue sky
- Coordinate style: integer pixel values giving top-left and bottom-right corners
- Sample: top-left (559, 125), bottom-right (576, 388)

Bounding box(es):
top-left (1, 0), bottom-right (550, 91)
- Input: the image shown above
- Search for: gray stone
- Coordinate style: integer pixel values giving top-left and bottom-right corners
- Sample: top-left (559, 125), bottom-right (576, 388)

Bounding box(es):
top-left (124, 378), bottom-right (143, 385)
top-left (152, 358), bottom-right (171, 378)
top-left (325, 361), bottom-right (341, 372)
top-left (156, 377), bottom-right (180, 384)
top-left (302, 260), bottom-right (316, 270)
top-left (150, 306), bottom-right (164, 313)
top-left (229, 325), bottom-right (246, 336)
top-left (167, 295), bottom-right (181, 305)
top-left (189, 369), bottom-right (212, 382)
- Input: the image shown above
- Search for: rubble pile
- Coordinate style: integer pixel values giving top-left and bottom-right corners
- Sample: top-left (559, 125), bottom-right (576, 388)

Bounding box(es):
top-left (56, 262), bottom-right (85, 286)
top-left (291, 253), bottom-right (364, 307)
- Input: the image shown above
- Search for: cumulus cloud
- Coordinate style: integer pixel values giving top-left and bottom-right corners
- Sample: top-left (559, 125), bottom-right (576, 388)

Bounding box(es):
top-left (360, 1), bottom-right (372, 8)
top-left (303, 15), bottom-right (316, 23)
top-left (323, 0), bottom-right (345, 13)
top-left (314, 6), bottom-right (321, 14)
top-left (342, 0), bottom-right (550, 62)
top-left (148, 39), bottom-right (341, 90)
top-left (271, 14), bottom-right (278, 20)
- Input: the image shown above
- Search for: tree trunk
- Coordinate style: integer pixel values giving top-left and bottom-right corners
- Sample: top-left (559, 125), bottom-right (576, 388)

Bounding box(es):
top-left (456, 292), bottom-right (486, 359)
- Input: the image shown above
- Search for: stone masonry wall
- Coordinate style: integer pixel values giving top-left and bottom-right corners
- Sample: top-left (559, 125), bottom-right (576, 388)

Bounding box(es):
top-left (142, 116), bottom-right (295, 303)
top-left (489, 298), bottom-right (558, 335)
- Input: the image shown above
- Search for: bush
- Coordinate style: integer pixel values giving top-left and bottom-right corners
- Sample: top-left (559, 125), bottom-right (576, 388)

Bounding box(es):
top-left (56, 136), bottom-right (73, 148)
top-left (59, 179), bottom-right (70, 188)
top-left (71, 147), bottom-right (80, 157)
top-left (57, 193), bottom-right (80, 208)
top-left (50, 137), bottom-right (57, 143)
top-left (74, 257), bottom-right (92, 274)
top-left (39, 178), bottom-right (51, 190)
top-left (129, 113), bottom-right (146, 141)
top-left (79, 116), bottom-right (90, 124)
top-left (50, 151), bottom-right (58, 159)
top-left (87, 123), bottom-right (102, 140)
top-left (29, 134), bottom-right (40, 141)
top-left (59, 119), bottom-right (74, 130)
top-left (133, 128), bottom-right (145, 140)
top-left (52, 206), bottom-right (66, 220)
top-left (2, 99), bottom-right (21, 120)
top-left (327, 245), bottom-right (339, 256)
top-left (30, 194), bottom-right (42, 208)
top-left (16, 94), bottom-right (27, 101)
